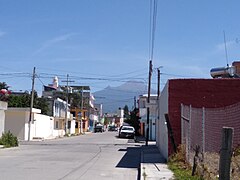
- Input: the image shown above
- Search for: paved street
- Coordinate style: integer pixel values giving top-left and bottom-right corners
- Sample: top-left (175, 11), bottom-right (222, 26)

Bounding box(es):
top-left (0, 132), bottom-right (142, 180)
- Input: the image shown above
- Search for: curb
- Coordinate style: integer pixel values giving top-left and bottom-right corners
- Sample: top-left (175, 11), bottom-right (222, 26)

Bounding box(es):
top-left (140, 145), bottom-right (174, 180)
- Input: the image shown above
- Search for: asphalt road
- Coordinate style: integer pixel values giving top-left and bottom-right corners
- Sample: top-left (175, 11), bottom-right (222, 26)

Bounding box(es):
top-left (0, 131), bottom-right (142, 180)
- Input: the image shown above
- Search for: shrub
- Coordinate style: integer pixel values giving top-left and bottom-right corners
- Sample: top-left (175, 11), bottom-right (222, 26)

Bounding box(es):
top-left (0, 131), bottom-right (18, 148)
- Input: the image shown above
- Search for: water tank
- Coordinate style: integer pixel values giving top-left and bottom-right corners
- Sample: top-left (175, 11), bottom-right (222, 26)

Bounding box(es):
top-left (210, 66), bottom-right (236, 78)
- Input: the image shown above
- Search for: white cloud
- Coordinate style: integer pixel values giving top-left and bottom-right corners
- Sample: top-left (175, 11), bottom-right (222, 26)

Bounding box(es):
top-left (33, 33), bottom-right (77, 55)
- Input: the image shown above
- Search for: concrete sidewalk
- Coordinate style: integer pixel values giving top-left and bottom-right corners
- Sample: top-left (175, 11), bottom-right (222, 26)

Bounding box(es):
top-left (140, 142), bottom-right (174, 180)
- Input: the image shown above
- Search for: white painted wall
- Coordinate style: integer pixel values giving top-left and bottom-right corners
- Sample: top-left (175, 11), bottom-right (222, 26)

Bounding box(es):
top-left (5, 108), bottom-right (57, 140)
top-left (117, 109), bottom-right (124, 126)
top-left (157, 81), bottom-right (169, 160)
top-left (139, 95), bottom-right (158, 140)
top-left (70, 119), bottom-right (75, 134)
top-left (33, 114), bottom-right (54, 139)
top-left (0, 101), bottom-right (7, 137)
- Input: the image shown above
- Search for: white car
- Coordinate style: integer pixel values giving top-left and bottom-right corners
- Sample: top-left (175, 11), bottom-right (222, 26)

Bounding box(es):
top-left (118, 126), bottom-right (135, 138)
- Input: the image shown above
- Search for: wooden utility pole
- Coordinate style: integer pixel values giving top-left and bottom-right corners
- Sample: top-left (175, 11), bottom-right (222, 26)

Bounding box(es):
top-left (219, 127), bottom-right (234, 180)
top-left (146, 60), bottom-right (152, 146)
top-left (80, 87), bottom-right (83, 134)
top-left (62, 74), bottom-right (74, 135)
top-left (157, 68), bottom-right (160, 100)
top-left (28, 67), bottom-right (36, 141)
top-left (134, 96), bottom-right (136, 109)
top-left (65, 74), bottom-right (69, 134)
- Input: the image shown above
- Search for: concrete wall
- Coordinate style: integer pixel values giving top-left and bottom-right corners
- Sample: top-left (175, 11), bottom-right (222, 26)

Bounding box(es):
top-left (157, 82), bottom-right (169, 160)
top-left (5, 108), bottom-right (57, 140)
top-left (33, 114), bottom-right (54, 139)
top-left (0, 101), bottom-right (7, 137)
top-left (5, 109), bottom-right (26, 140)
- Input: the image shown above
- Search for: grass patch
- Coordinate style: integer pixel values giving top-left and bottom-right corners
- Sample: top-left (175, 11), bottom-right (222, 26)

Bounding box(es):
top-left (167, 145), bottom-right (203, 180)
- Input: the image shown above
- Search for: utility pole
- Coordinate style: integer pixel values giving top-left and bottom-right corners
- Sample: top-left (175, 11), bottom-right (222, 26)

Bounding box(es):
top-left (80, 87), bottom-right (83, 134)
top-left (134, 96), bottom-right (136, 109)
top-left (146, 60), bottom-right (152, 146)
top-left (62, 74), bottom-right (74, 135)
top-left (28, 67), bottom-right (36, 141)
top-left (156, 67), bottom-right (161, 144)
top-left (157, 68), bottom-right (160, 100)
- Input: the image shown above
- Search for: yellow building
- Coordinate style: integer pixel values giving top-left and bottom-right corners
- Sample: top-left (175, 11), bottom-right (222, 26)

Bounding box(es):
top-left (70, 107), bottom-right (88, 134)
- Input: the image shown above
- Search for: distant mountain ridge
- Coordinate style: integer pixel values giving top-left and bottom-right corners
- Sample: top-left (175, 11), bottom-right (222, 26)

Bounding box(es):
top-left (93, 81), bottom-right (155, 113)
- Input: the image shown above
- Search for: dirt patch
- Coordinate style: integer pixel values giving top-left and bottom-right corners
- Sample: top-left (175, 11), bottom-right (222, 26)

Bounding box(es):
top-left (189, 151), bottom-right (240, 179)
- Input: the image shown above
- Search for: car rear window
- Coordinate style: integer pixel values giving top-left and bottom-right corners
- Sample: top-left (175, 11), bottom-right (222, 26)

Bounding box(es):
top-left (122, 127), bottom-right (134, 131)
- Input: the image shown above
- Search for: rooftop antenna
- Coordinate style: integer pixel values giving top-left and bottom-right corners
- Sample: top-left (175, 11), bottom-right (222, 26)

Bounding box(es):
top-left (223, 30), bottom-right (229, 67)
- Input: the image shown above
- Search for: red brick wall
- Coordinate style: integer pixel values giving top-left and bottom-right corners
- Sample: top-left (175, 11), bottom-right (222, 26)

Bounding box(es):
top-left (167, 78), bottom-right (240, 156)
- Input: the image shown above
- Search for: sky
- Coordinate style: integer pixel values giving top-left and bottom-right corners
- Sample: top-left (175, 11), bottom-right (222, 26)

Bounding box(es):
top-left (0, 0), bottom-right (240, 95)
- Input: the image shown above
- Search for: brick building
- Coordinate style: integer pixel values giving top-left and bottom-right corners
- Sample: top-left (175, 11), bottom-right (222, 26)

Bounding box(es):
top-left (157, 78), bottom-right (240, 160)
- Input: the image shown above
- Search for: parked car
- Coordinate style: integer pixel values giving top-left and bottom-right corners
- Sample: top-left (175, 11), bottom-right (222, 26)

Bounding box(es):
top-left (94, 124), bottom-right (104, 133)
top-left (108, 125), bottom-right (117, 131)
top-left (118, 125), bottom-right (135, 138)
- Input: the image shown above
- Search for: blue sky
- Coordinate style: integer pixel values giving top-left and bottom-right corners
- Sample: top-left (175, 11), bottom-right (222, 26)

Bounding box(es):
top-left (0, 0), bottom-right (240, 95)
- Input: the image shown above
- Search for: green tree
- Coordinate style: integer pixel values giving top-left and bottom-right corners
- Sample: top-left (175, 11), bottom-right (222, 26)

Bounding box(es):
top-left (123, 105), bottom-right (130, 119)
top-left (69, 92), bottom-right (81, 108)
top-left (34, 97), bottom-right (49, 115)
top-left (124, 108), bottom-right (141, 136)
top-left (0, 82), bottom-right (9, 90)
top-left (8, 91), bottom-right (49, 115)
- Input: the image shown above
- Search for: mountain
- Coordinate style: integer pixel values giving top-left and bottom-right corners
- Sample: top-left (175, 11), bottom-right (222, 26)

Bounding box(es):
top-left (93, 81), bottom-right (155, 113)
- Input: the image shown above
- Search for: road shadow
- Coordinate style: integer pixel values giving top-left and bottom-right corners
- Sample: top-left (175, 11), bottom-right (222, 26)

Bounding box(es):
top-left (116, 146), bottom-right (141, 169)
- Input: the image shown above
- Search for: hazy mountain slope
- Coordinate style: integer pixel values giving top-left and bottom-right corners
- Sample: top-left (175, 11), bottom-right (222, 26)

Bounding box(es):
top-left (93, 81), bottom-right (155, 113)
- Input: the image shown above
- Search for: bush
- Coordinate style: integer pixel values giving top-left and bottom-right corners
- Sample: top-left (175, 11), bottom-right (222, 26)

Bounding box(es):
top-left (0, 131), bottom-right (18, 148)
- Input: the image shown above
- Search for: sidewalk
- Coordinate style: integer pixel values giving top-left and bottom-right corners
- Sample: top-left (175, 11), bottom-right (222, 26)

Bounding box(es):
top-left (139, 140), bottom-right (174, 180)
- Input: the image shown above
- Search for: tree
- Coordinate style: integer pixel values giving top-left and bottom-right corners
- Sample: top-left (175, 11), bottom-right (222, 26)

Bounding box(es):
top-left (123, 105), bottom-right (130, 119)
top-left (0, 82), bottom-right (9, 90)
top-left (8, 91), bottom-right (49, 115)
top-left (124, 108), bottom-right (141, 136)
top-left (34, 97), bottom-right (49, 115)
top-left (0, 82), bottom-right (11, 101)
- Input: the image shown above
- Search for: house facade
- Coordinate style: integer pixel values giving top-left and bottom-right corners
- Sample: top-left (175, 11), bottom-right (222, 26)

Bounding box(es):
top-left (42, 78), bottom-right (74, 135)
top-left (138, 94), bottom-right (158, 140)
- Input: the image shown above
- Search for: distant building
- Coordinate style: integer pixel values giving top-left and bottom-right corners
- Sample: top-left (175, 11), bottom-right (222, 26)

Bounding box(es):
top-left (117, 108), bottom-right (124, 126)
top-left (42, 77), bottom-right (73, 135)
top-left (138, 94), bottom-right (158, 140)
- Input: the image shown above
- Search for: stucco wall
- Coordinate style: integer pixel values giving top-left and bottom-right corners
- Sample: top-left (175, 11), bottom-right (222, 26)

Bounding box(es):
top-left (5, 110), bottom-right (26, 140)
top-left (5, 108), bottom-right (57, 140)
top-left (33, 114), bottom-right (54, 139)
top-left (0, 101), bottom-right (7, 137)
top-left (157, 82), bottom-right (169, 160)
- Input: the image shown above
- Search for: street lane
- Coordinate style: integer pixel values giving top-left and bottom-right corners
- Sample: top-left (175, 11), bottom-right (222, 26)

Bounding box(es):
top-left (0, 132), bottom-right (142, 180)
